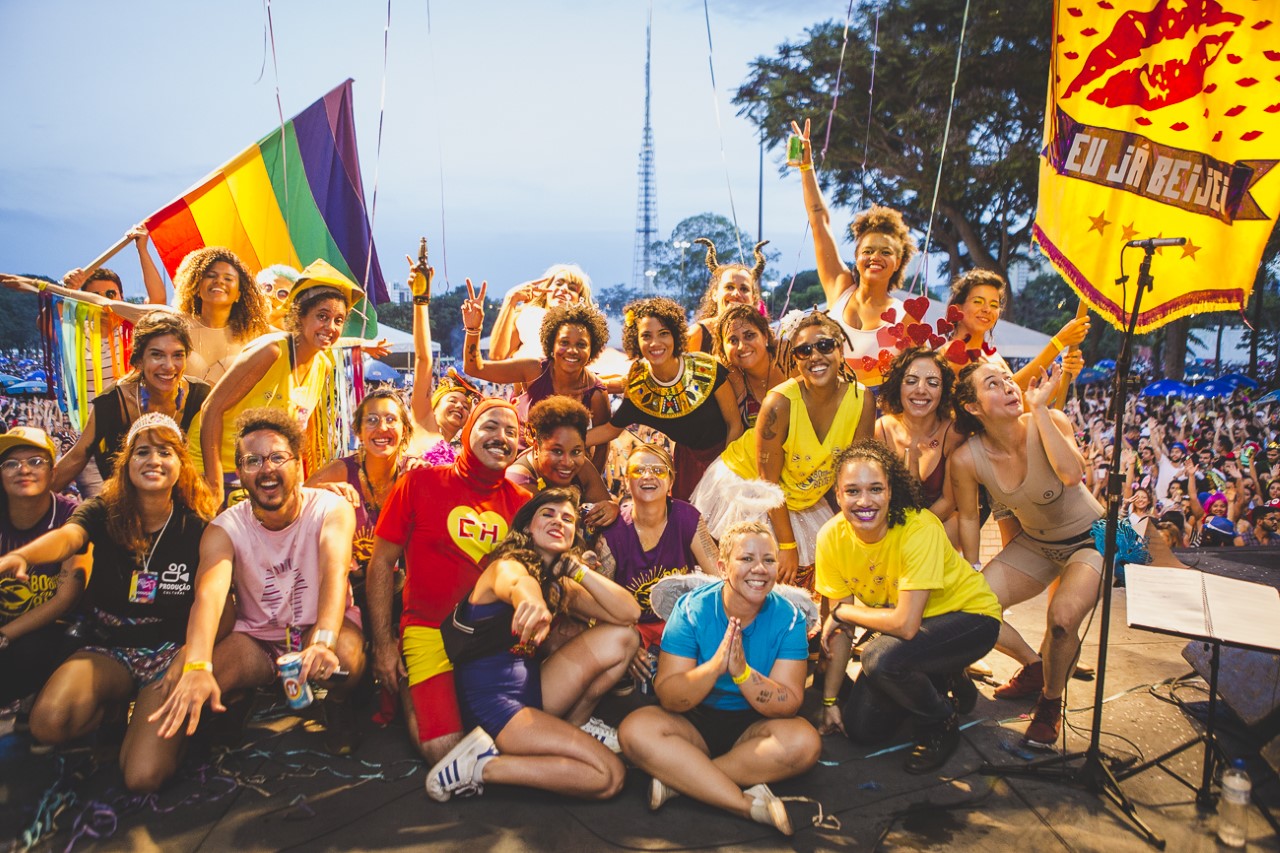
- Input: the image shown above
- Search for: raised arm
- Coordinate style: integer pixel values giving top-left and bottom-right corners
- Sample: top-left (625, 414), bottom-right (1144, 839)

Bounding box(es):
top-left (1025, 365), bottom-right (1087, 486)
top-left (1012, 315), bottom-right (1090, 392)
top-left (789, 118), bottom-right (853, 306)
top-left (460, 278), bottom-right (542, 384)
top-left (0, 273), bottom-right (169, 325)
top-left (128, 224), bottom-right (168, 305)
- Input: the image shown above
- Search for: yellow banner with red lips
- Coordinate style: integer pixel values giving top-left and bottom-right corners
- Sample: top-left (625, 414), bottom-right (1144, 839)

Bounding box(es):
top-left (1033, 0), bottom-right (1280, 333)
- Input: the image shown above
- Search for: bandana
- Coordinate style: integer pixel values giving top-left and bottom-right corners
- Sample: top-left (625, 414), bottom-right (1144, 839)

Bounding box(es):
top-left (431, 367), bottom-right (483, 410)
top-left (454, 398), bottom-right (519, 491)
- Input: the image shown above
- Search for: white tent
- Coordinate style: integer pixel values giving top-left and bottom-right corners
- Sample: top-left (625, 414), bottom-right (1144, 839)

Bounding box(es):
top-left (377, 324), bottom-right (439, 356)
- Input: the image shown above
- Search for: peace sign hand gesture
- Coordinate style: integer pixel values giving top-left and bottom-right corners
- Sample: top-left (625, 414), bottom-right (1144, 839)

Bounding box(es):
top-left (461, 278), bottom-right (487, 333)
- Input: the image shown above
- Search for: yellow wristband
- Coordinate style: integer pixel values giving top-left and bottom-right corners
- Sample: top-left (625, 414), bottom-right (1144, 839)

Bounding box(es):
top-left (183, 660), bottom-right (213, 674)
top-left (798, 163), bottom-right (813, 172)
top-left (1051, 335), bottom-right (1065, 352)
top-left (779, 541), bottom-right (798, 551)
top-left (822, 696), bottom-right (838, 706)
top-left (732, 664), bottom-right (752, 685)
top-left (37, 281), bottom-right (48, 292)
top-left (570, 565), bottom-right (587, 584)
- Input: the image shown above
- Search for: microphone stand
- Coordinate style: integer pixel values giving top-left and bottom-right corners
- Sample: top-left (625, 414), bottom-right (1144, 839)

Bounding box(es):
top-left (980, 245), bottom-right (1166, 849)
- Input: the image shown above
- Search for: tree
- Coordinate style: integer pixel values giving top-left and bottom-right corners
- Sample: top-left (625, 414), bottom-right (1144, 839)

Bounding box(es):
top-left (0, 277), bottom-right (49, 353)
top-left (733, 1), bottom-right (1050, 290)
top-left (646, 213), bottom-right (780, 313)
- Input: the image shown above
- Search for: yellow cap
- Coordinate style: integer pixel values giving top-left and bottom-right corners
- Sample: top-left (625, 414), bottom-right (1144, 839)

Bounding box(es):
top-left (0, 426), bottom-right (58, 461)
top-left (284, 259), bottom-right (365, 309)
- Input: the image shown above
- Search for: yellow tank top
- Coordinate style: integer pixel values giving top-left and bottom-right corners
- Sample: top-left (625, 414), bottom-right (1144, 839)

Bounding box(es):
top-left (718, 378), bottom-right (866, 511)
top-left (188, 333), bottom-right (335, 473)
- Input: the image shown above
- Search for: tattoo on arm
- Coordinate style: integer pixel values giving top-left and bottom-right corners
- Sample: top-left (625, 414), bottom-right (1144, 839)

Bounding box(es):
top-left (756, 688), bottom-right (773, 702)
top-left (760, 406), bottom-right (779, 441)
top-left (697, 523), bottom-right (717, 559)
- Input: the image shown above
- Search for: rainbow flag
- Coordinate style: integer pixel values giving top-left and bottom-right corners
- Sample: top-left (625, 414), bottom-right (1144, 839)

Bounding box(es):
top-left (143, 79), bottom-right (387, 332)
top-left (1034, 0), bottom-right (1280, 333)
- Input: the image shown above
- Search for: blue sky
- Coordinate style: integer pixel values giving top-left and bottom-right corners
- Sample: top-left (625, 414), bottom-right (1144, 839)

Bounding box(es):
top-left (1, 0), bottom-right (854, 302)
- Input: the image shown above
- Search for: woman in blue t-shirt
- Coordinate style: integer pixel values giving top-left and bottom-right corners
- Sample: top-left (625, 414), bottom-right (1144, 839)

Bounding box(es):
top-left (618, 521), bottom-right (819, 837)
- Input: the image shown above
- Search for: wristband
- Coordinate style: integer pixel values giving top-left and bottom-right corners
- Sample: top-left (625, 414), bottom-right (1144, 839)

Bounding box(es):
top-left (464, 327), bottom-right (482, 336)
top-left (37, 281), bottom-right (48, 292)
top-left (822, 696), bottom-right (838, 706)
top-left (779, 541), bottom-right (798, 551)
top-left (570, 564), bottom-right (587, 584)
top-left (183, 660), bottom-right (213, 674)
top-left (799, 163), bottom-right (813, 172)
top-left (413, 294), bottom-right (431, 305)
top-left (1051, 335), bottom-right (1065, 352)
top-left (732, 664), bottom-right (752, 685)
top-left (312, 628), bottom-right (338, 651)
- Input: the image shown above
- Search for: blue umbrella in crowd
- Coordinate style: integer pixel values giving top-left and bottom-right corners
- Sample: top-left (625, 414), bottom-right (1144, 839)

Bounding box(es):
top-left (1192, 379), bottom-right (1231, 398)
top-left (1075, 367), bottom-right (1111, 385)
top-left (24, 369), bottom-right (47, 382)
top-left (1217, 372), bottom-right (1259, 391)
top-left (0, 373), bottom-right (22, 388)
top-left (361, 357), bottom-right (404, 388)
top-left (1255, 389), bottom-right (1280, 405)
top-left (1141, 379), bottom-right (1192, 397)
top-left (5, 381), bottom-right (48, 395)
top-left (1094, 359), bottom-right (1117, 371)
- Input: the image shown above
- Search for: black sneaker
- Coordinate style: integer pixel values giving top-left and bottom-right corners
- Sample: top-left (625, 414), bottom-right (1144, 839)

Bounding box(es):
top-left (904, 713), bottom-right (960, 775)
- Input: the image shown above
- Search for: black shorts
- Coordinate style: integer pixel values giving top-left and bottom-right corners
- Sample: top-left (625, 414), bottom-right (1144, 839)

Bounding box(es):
top-left (685, 704), bottom-right (763, 757)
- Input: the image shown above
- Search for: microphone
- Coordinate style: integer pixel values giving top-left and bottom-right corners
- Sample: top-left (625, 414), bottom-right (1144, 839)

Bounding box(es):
top-left (1125, 237), bottom-right (1187, 249)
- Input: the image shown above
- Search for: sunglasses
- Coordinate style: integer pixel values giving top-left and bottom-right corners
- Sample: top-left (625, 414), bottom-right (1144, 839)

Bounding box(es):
top-left (792, 337), bottom-right (839, 359)
top-left (627, 463), bottom-right (670, 478)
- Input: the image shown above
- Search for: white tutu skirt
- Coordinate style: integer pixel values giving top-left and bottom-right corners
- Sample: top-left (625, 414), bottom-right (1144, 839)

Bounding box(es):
top-left (690, 459), bottom-right (833, 566)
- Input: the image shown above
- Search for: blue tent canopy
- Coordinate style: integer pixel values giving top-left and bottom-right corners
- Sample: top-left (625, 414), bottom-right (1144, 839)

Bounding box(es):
top-left (1192, 380), bottom-right (1231, 398)
top-left (1218, 373), bottom-right (1259, 390)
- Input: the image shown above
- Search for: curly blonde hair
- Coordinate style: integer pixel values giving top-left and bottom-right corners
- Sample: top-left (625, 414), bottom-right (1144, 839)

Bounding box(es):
top-left (174, 247), bottom-right (272, 340)
top-left (850, 206), bottom-right (917, 290)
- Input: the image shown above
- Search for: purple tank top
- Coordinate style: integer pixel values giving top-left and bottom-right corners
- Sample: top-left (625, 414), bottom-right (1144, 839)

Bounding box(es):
top-left (513, 360), bottom-right (604, 435)
top-left (341, 455), bottom-right (378, 571)
top-left (601, 499), bottom-right (702, 622)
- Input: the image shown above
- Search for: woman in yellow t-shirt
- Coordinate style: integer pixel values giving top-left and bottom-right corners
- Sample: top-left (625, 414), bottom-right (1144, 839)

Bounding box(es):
top-left (814, 439), bottom-right (1001, 775)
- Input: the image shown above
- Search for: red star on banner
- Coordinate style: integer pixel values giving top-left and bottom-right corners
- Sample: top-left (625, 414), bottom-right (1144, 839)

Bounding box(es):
top-left (1120, 222), bottom-right (1139, 243)
top-left (1180, 240), bottom-right (1201, 260)
top-left (1087, 210), bottom-right (1111, 234)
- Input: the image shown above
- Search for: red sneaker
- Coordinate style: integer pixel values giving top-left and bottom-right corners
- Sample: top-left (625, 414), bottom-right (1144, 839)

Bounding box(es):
top-left (1023, 694), bottom-right (1063, 749)
top-left (993, 660), bottom-right (1044, 700)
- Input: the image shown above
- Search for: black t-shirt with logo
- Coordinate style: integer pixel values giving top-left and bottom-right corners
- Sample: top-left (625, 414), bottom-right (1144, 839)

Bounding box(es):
top-left (69, 498), bottom-right (206, 647)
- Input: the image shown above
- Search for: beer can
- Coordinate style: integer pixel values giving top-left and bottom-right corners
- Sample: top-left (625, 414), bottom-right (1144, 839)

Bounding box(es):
top-left (277, 652), bottom-right (314, 710)
top-left (786, 134), bottom-right (804, 166)
top-left (637, 646), bottom-right (658, 696)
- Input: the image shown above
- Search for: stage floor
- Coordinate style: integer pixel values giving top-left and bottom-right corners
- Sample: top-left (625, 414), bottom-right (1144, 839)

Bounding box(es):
top-left (3, 552), bottom-right (1278, 852)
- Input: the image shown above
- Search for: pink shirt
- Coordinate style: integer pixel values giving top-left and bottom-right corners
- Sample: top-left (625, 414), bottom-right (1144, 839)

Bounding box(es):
top-left (212, 487), bottom-right (358, 643)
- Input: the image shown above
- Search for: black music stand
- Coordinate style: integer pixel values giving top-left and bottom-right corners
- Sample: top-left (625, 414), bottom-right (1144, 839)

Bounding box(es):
top-left (1118, 564), bottom-right (1280, 815)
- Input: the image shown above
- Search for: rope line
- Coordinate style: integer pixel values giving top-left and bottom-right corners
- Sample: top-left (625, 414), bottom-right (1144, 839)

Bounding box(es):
top-left (265, 0), bottom-right (289, 222)
top-left (701, 0), bottom-right (745, 261)
top-left (909, 0), bottom-right (972, 295)
top-left (358, 0), bottom-right (393, 337)
top-left (859, 6), bottom-right (881, 209)
top-left (425, 0), bottom-right (450, 287)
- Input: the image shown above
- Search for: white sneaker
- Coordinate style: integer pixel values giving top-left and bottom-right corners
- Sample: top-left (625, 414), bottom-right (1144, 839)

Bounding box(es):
top-left (425, 727), bottom-right (497, 802)
top-left (746, 784), bottom-right (793, 836)
top-left (649, 776), bottom-right (679, 811)
top-left (580, 716), bottom-right (621, 753)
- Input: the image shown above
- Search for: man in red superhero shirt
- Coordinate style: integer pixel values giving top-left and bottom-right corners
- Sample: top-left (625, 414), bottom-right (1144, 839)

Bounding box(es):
top-left (367, 399), bottom-right (529, 762)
